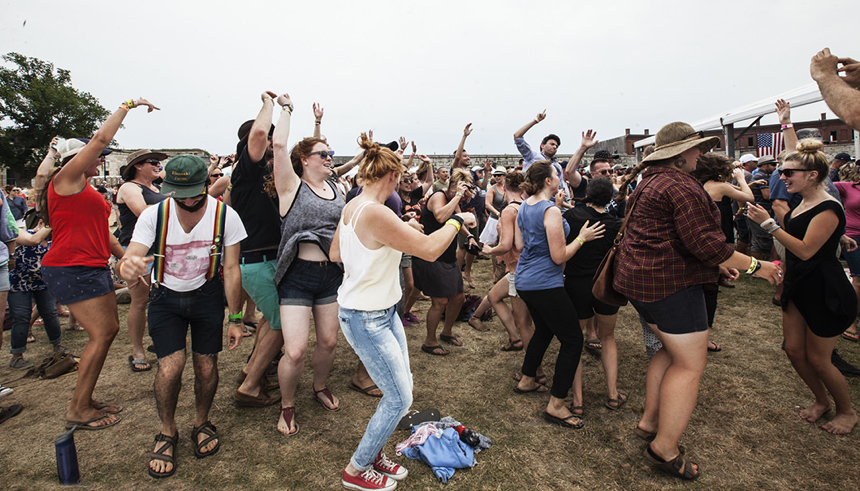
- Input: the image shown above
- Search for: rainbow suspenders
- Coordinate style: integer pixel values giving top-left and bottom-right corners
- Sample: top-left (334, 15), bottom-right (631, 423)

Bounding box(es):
top-left (151, 199), bottom-right (227, 287)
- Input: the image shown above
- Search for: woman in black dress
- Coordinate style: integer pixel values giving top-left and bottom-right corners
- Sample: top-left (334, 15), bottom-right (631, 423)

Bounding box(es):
top-left (749, 139), bottom-right (858, 435)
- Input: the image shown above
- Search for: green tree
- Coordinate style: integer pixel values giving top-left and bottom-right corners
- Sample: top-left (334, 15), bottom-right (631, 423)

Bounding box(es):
top-left (0, 52), bottom-right (110, 178)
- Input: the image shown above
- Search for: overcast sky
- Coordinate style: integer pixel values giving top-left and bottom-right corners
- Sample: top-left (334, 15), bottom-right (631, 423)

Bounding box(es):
top-left (2, 0), bottom-right (857, 158)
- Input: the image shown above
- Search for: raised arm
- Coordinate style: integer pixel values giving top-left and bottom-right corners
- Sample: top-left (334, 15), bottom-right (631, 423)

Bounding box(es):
top-left (514, 110), bottom-right (545, 139)
top-left (728, 166), bottom-right (754, 204)
top-left (54, 98), bottom-right (159, 195)
top-left (775, 99), bottom-right (798, 152)
top-left (313, 102), bottom-right (324, 138)
top-left (416, 155), bottom-right (434, 194)
top-left (272, 93), bottom-right (300, 212)
top-left (452, 123), bottom-right (472, 169)
top-left (427, 182), bottom-right (470, 223)
top-left (34, 136), bottom-right (60, 207)
top-left (333, 148), bottom-right (366, 178)
top-left (564, 130), bottom-right (598, 190)
top-left (403, 141), bottom-right (416, 168)
top-left (811, 48), bottom-right (860, 130)
top-left (248, 92), bottom-right (276, 163)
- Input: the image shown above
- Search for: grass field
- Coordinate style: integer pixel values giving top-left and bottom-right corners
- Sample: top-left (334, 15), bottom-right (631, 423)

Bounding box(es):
top-left (0, 258), bottom-right (858, 490)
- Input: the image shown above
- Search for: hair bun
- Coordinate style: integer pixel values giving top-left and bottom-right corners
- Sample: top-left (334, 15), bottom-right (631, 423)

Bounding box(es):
top-left (796, 138), bottom-right (823, 154)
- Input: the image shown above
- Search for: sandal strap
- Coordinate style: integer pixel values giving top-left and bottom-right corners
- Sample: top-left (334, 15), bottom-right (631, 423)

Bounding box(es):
top-left (152, 433), bottom-right (177, 457)
top-left (192, 421), bottom-right (218, 449)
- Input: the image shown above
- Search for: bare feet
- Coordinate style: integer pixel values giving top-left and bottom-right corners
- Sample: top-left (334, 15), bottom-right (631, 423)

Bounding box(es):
top-left (800, 402), bottom-right (831, 422)
top-left (821, 412), bottom-right (858, 435)
top-left (463, 273), bottom-right (475, 289)
top-left (468, 316), bottom-right (489, 332)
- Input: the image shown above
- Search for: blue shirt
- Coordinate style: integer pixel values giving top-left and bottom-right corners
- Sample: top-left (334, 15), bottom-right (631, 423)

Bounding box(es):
top-left (514, 137), bottom-right (566, 192)
top-left (515, 199), bottom-right (570, 291)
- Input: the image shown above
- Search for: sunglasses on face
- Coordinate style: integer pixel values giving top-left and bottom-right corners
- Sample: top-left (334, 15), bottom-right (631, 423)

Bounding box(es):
top-left (210, 173), bottom-right (223, 178)
top-left (778, 168), bottom-right (812, 177)
top-left (308, 150), bottom-right (334, 159)
top-left (594, 169), bottom-right (611, 176)
top-left (143, 159), bottom-right (161, 165)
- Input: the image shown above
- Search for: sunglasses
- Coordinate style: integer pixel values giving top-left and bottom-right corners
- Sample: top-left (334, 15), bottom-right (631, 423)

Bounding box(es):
top-left (593, 169), bottom-right (611, 176)
top-left (143, 159), bottom-right (161, 165)
top-left (210, 173), bottom-right (223, 178)
top-left (308, 150), bottom-right (334, 159)
top-left (778, 168), bottom-right (812, 177)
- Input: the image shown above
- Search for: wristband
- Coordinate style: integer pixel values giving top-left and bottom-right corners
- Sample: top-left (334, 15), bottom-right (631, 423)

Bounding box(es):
top-left (125, 99), bottom-right (135, 109)
top-left (117, 260), bottom-right (126, 278)
top-left (228, 319), bottom-right (243, 325)
top-left (575, 236), bottom-right (585, 246)
top-left (780, 124), bottom-right (793, 130)
top-left (745, 256), bottom-right (759, 275)
top-left (314, 121), bottom-right (320, 125)
top-left (228, 312), bottom-right (243, 321)
top-left (760, 218), bottom-right (775, 230)
top-left (445, 218), bottom-right (462, 232)
top-left (767, 224), bottom-right (781, 234)
top-left (282, 105), bottom-right (293, 114)
top-left (120, 104), bottom-right (129, 111)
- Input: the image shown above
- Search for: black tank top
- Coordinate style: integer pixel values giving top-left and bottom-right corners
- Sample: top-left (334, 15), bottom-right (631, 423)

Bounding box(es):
top-left (117, 182), bottom-right (166, 246)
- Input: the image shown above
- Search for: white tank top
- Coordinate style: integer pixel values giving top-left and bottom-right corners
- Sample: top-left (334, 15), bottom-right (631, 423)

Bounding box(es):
top-left (336, 201), bottom-right (403, 311)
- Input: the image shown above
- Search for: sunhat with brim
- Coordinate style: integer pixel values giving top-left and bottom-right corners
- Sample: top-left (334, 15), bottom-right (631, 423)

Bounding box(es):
top-left (642, 122), bottom-right (720, 163)
top-left (122, 149), bottom-right (168, 180)
top-left (160, 154), bottom-right (209, 198)
top-left (492, 166), bottom-right (507, 175)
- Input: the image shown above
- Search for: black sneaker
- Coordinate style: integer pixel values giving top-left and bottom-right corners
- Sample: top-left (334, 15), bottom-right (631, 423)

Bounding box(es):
top-left (832, 349), bottom-right (860, 377)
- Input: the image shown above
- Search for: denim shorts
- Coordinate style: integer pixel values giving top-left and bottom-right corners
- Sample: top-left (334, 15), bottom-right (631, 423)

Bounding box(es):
top-left (843, 236), bottom-right (860, 276)
top-left (41, 265), bottom-right (113, 305)
top-left (277, 259), bottom-right (342, 307)
top-left (629, 284), bottom-right (708, 335)
top-left (0, 262), bottom-right (9, 292)
top-left (147, 278), bottom-right (224, 359)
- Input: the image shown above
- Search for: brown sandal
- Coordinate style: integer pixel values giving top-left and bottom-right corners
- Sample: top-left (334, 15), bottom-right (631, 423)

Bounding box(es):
top-left (313, 386), bottom-right (340, 411)
top-left (643, 444), bottom-right (699, 480)
top-left (279, 406), bottom-right (299, 436)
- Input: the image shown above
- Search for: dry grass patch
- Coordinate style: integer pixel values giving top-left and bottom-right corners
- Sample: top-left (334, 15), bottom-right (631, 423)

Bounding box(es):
top-left (0, 259), bottom-right (858, 490)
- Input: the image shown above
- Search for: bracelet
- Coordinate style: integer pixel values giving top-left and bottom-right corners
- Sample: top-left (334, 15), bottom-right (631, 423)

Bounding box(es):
top-left (445, 218), bottom-right (462, 232)
top-left (228, 319), bottom-right (243, 325)
top-left (760, 218), bottom-right (775, 230)
top-left (282, 105), bottom-right (293, 114)
top-left (575, 236), bottom-right (585, 246)
top-left (228, 312), bottom-right (243, 321)
top-left (766, 224), bottom-right (781, 234)
top-left (314, 121), bottom-right (320, 125)
top-left (117, 260), bottom-right (126, 278)
top-left (780, 124), bottom-right (794, 130)
top-left (120, 104), bottom-right (129, 111)
top-left (456, 192), bottom-right (464, 198)
top-left (745, 256), bottom-right (759, 275)
top-left (125, 99), bottom-right (135, 109)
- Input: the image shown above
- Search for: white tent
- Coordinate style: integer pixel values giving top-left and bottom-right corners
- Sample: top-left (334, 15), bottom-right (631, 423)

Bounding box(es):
top-left (633, 83), bottom-right (823, 149)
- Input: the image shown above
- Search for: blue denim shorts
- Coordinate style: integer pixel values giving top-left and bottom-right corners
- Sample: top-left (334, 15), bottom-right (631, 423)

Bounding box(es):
top-left (629, 284), bottom-right (708, 335)
top-left (41, 265), bottom-right (113, 305)
top-left (277, 259), bottom-right (342, 307)
top-left (147, 278), bottom-right (224, 359)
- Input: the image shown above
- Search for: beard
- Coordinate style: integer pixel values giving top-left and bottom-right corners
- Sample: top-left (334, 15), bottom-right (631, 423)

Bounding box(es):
top-left (175, 196), bottom-right (207, 212)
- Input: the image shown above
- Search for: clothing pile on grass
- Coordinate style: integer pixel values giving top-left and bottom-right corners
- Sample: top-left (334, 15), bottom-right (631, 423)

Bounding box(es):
top-left (395, 416), bottom-right (490, 483)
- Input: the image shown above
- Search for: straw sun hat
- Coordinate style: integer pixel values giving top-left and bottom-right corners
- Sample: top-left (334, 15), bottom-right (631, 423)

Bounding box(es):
top-left (642, 122), bottom-right (720, 163)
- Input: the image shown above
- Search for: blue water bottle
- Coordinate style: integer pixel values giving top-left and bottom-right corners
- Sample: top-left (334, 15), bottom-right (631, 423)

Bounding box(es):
top-left (55, 426), bottom-right (80, 485)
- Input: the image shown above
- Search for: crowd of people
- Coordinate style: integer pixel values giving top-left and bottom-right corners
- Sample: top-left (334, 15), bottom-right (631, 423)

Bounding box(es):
top-left (0, 48), bottom-right (859, 487)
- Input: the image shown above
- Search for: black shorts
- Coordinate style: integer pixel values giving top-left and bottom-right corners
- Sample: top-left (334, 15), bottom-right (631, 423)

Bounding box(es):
top-left (629, 285), bottom-right (708, 335)
top-left (148, 279), bottom-right (225, 359)
top-left (412, 258), bottom-right (463, 298)
top-left (564, 275), bottom-right (619, 319)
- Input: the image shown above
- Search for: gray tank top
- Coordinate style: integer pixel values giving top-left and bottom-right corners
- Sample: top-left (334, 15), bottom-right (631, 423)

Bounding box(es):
top-left (274, 180), bottom-right (344, 285)
top-left (490, 184), bottom-right (506, 218)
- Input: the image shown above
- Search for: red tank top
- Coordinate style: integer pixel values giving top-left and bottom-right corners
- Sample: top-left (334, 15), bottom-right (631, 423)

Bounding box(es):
top-left (41, 180), bottom-right (111, 268)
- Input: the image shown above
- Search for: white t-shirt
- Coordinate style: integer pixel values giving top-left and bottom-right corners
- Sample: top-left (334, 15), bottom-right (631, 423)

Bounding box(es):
top-left (131, 196), bottom-right (247, 292)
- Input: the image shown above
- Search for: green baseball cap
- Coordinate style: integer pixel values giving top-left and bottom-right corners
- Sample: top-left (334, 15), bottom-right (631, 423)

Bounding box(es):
top-left (161, 154), bottom-right (209, 198)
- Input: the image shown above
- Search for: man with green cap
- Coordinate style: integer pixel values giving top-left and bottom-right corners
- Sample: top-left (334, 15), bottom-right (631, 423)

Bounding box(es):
top-left (116, 154), bottom-right (247, 478)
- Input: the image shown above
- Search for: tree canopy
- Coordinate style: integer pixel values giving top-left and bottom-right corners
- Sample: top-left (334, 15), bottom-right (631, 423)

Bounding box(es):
top-left (0, 52), bottom-right (110, 178)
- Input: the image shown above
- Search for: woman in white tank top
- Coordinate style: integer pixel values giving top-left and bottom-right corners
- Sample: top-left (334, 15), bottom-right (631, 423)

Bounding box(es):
top-left (330, 133), bottom-right (475, 491)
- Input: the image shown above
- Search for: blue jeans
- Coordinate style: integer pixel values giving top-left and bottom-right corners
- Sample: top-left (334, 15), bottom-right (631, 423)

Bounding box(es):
top-left (9, 289), bottom-right (62, 354)
top-left (338, 305), bottom-right (413, 471)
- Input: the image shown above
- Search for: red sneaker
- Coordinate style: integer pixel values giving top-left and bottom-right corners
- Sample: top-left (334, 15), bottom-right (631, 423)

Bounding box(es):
top-left (372, 451), bottom-right (408, 481)
top-left (342, 468), bottom-right (396, 491)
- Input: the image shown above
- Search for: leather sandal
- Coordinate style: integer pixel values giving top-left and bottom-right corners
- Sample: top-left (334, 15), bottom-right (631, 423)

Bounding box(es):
top-left (148, 432), bottom-right (178, 478)
top-left (643, 443), bottom-right (699, 480)
top-left (191, 421), bottom-right (220, 459)
top-left (279, 406), bottom-right (299, 436)
top-left (312, 386), bottom-right (340, 411)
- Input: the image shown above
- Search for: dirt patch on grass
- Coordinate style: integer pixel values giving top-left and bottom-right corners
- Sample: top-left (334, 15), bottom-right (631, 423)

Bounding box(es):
top-left (1, 258), bottom-right (858, 490)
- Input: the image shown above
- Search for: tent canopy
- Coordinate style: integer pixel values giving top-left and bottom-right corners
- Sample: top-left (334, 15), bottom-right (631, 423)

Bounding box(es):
top-left (633, 83), bottom-right (823, 149)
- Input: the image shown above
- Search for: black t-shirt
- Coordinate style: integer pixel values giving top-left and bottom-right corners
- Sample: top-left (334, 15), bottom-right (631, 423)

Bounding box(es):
top-left (420, 191), bottom-right (457, 263)
top-left (401, 188), bottom-right (423, 219)
top-left (562, 206), bottom-right (621, 277)
top-left (571, 178), bottom-right (588, 207)
top-left (230, 146), bottom-right (280, 253)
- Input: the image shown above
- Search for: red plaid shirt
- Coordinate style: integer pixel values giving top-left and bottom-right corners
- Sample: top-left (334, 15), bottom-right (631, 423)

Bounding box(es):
top-left (614, 166), bottom-right (735, 302)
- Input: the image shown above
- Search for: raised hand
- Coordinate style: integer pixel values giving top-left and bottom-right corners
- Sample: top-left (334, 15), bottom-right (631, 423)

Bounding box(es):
top-left (536, 110), bottom-right (547, 123)
top-left (483, 158), bottom-right (492, 172)
top-left (399, 136), bottom-right (407, 150)
top-left (261, 91), bottom-right (277, 102)
top-left (134, 98), bottom-right (160, 113)
top-left (313, 102), bottom-right (324, 120)
top-left (775, 99), bottom-right (791, 124)
top-left (810, 48), bottom-right (839, 82)
top-left (581, 129), bottom-right (598, 149)
top-left (411, 141), bottom-right (417, 153)
top-left (277, 93), bottom-right (292, 109)
top-left (463, 123), bottom-right (473, 137)
top-left (838, 56), bottom-right (860, 88)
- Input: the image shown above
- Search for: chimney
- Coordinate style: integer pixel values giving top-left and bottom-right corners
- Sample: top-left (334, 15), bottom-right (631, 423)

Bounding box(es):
top-left (625, 128), bottom-right (630, 135)
top-left (644, 129), bottom-right (649, 135)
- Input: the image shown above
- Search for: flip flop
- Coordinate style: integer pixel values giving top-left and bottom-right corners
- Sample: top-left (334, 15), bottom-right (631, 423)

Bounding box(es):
top-left (312, 386), bottom-right (340, 411)
top-left (65, 413), bottom-right (121, 430)
top-left (585, 339), bottom-right (602, 350)
top-left (278, 406), bottom-right (299, 436)
top-left (396, 408), bottom-right (441, 430)
top-left (843, 331), bottom-right (859, 342)
top-left (501, 339), bottom-right (523, 351)
top-left (421, 344), bottom-right (449, 356)
top-left (707, 342), bottom-right (722, 352)
top-left (128, 355), bottom-right (152, 372)
top-left (348, 381), bottom-right (383, 398)
top-left (544, 411), bottom-right (584, 429)
top-left (94, 402), bottom-right (124, 414)
top-left (0, 404), bottom-right (23, 424)
top-left (513, 383), bottom-right (549, 394)
top-left (513, 372), bottom-right (548, 386)
top-left (439, 334), bottom-right (462, 346)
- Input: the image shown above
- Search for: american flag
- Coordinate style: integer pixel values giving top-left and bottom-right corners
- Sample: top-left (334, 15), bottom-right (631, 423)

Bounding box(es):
top-left (757, 132), bottom-right (784, 158)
